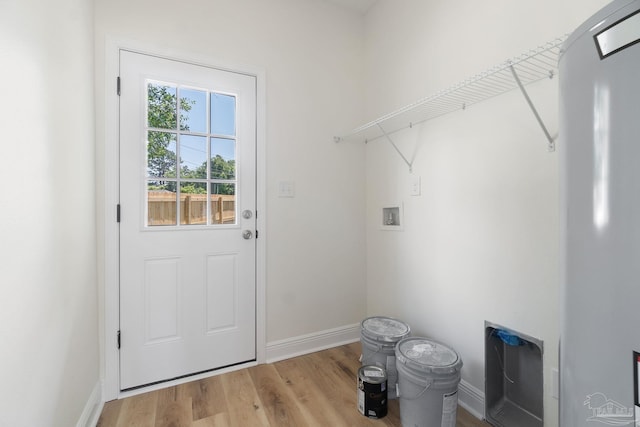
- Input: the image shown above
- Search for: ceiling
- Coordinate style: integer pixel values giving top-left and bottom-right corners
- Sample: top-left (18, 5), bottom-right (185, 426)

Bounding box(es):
top-left (322, 0), bottom-right (378, 14)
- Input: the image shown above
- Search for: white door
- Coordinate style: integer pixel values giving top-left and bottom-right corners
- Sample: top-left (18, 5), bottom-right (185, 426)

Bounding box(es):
top-left (119, 50), bottom-right (256, 390)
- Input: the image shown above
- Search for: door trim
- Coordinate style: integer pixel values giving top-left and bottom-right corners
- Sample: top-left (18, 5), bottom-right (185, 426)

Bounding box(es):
top-left (100, 36), bottom-right (267, 400)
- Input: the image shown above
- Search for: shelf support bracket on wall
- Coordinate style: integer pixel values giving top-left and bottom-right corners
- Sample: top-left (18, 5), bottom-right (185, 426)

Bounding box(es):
top-left (378, 123), bottom-right (413, 172)
top-left (509, 64), bottom-right (556, 152)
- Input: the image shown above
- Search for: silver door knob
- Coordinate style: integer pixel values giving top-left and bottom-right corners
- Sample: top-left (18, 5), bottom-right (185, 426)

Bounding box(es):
top-left (242, 230), bottom-right (253, 240)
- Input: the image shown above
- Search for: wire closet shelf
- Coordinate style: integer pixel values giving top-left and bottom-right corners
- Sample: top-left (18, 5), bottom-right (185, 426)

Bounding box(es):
top-left (334, 36), bottom-right (567, 148)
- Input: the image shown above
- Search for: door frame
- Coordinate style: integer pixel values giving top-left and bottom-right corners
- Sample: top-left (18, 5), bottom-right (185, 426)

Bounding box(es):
top-left (101, 37), bottom-right (267, 400)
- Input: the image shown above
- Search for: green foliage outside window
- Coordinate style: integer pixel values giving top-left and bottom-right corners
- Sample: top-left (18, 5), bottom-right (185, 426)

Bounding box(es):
top-left (147, 84), bottom-right (235, 195)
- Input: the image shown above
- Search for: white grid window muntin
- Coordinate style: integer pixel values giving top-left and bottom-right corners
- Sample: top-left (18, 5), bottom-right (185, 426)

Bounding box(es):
top-left (144, 80), bottom-right (238, 227)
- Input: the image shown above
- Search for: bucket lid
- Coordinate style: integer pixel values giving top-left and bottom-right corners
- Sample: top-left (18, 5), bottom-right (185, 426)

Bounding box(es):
top-left (361, 316), bottom-right (411, 342)
top-left (395, 337), bottom-right (462, 374)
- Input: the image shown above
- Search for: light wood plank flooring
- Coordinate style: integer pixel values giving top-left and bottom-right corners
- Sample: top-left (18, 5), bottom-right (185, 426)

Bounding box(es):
top-left (98, 342), bottom-right (490, 427)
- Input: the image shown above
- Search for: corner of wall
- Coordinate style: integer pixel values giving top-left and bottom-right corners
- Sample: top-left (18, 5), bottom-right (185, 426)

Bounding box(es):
top-left (76, 381), bottom-right (104, 427)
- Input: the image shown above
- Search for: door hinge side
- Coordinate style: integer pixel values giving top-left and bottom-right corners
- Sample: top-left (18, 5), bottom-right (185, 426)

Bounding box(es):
top-left (117, 76), bottom-right (121, 96)
top-left (117, 204), bottom-right (121, 223)
top-left (117, 330), bottom-right (121, 349)
top-left (256, 230), bottom-right (259, 239)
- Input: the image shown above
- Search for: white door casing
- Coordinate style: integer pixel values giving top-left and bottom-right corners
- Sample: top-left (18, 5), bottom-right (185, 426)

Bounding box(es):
top-left (118, 50), bottom-right (257, 390)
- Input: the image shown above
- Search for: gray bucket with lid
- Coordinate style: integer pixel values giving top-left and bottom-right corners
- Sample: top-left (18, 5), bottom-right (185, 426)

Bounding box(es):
top-left (360, 316), bottom-right (411, 399)
top-left (395, 337), bottom-right (463, 427)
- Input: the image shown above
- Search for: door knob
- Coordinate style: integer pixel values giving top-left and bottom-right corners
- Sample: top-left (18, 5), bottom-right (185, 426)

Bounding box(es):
top-left (242, 230), bottom-right (253, 240)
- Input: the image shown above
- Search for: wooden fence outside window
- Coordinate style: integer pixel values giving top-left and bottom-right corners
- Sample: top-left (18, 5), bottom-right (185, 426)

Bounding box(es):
top-left (148, 191), bottom-right (236, 226)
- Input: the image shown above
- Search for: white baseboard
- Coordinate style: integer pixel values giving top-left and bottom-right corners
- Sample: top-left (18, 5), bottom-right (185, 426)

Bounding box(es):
top-left (77, 381), bottom-right (104, 427)
top-left (266, 323), bottom-right (360, 363)
top-left (458, 379), bottom-right (485, 421)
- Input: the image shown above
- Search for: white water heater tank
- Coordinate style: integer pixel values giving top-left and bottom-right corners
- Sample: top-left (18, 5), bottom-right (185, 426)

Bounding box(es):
top-left (559, 0), bottom-right (640, 425)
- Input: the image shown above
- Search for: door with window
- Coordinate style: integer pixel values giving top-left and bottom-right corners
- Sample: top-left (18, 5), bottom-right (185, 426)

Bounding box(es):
top-left (118, 50), bottom-right (256, 390)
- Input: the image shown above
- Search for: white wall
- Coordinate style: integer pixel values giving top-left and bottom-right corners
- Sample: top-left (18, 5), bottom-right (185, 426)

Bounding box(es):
top-left (0, 0), bottom-right (615, 423)
top-left (362, 1), bottom-right (609, 425)
top-left (94, 0), bottom-right (367, 347)
top-left (0, 0), bottom-right (98, 426)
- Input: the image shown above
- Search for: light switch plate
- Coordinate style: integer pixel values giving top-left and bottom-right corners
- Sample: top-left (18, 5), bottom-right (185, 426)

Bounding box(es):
top-left (278, 181), bottom-right (295, 198)
top-left (410, 175), bottom-right (421, 196)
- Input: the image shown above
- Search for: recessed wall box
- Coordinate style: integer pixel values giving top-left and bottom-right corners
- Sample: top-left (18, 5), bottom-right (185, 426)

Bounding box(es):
top-left (381, 205), bottom-right (403, 231)
top-left (485, 321), bottom-right (544, 427)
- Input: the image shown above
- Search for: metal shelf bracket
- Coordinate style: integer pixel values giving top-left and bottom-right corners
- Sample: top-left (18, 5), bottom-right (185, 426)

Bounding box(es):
top-left (379, 123), bottom-right (413, 172)
top-left (509, 64), bottom-right (556, 152)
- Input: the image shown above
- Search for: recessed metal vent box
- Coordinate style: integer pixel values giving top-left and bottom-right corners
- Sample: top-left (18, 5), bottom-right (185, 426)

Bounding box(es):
top-left (485, 321), bottom-right (544, 427)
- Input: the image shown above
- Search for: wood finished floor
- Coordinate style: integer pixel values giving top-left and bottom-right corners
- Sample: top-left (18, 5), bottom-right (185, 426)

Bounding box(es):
top-left (98, 342), bottom-right (490, 427)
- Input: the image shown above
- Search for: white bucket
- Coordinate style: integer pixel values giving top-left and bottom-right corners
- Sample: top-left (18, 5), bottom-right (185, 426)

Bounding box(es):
top-left (395, 337), bottom-right (463, 427)
top-left (360, 316), bottom-right (411, 399)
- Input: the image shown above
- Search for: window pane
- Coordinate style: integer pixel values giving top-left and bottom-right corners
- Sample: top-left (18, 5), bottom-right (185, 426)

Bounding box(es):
top-left (179, 88), bottom-right (206, 133)
top-left (147, 181), bottom-right (177, 226)
top-left (147, 131), bottom-right (177, 178)
top-left (147, 83), bottom-right (177, 129)
top-left (180, 135), bottom-right (207, 179)
top-left (180, 182), bottom-right (207, 225)
top-left (210, 138), bottom-right (236, 179)
top-left (210, 183), bottom-right (236, 225)
top-left (211, 93), bottom-right (236, 136)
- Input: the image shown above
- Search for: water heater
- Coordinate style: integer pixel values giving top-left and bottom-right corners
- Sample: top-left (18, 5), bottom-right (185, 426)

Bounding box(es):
top-left (560, 0), bottom-right (640, 426)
